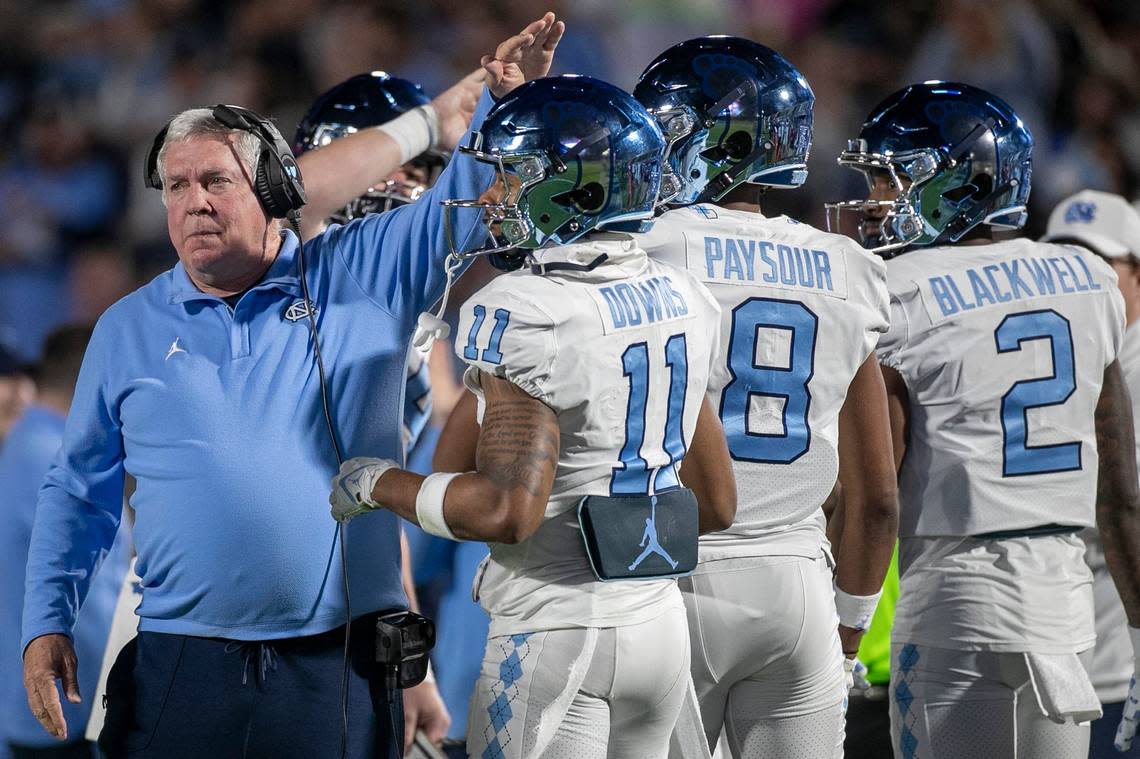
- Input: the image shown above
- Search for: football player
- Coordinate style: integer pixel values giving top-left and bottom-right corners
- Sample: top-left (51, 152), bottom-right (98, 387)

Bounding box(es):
top-left (632, 36), bottom-right (899, 758)
top-left (830, 82), bottom-right (1140, 758)
top-left (329, 74), bottom-right (736, 759)
top-left (1042, 189), bottom-right (1140, 757)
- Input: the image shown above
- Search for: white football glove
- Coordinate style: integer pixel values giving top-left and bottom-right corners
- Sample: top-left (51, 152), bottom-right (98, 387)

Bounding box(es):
top-left (1115, 627), bottom-right (1140, 751)
top-left (329, 457), bottom-right (400, 523)
top-left (843, 656), bottom-right (871, 691)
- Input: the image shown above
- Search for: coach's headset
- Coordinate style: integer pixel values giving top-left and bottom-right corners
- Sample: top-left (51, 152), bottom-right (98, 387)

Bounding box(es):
top-left (144, 104), bottom-right (308, 218)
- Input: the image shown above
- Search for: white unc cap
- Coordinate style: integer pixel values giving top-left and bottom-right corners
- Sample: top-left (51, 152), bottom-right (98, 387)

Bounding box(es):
top-left (1043, 189), bottom-right (1140, 259)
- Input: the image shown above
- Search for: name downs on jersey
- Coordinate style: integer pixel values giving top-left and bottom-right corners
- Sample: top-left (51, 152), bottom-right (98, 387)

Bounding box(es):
top-left (684, 231), bottom-right (850, 300)
top-left (587, 275), bottom-right (694, 335)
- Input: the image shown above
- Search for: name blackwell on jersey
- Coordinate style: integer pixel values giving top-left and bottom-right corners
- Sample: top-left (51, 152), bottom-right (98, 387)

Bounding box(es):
top-left (922, 249), bottom-right (1104, 321)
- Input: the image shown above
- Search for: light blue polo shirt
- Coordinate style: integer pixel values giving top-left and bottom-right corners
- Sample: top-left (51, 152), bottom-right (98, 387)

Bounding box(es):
top-left (0, 406), bottom-right (129, 748)
top-left (21, 91), bottom-right (496, 647)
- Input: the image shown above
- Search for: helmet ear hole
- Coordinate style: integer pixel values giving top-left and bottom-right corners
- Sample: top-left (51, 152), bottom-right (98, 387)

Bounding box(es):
top-left (941, 174), bottom-right (992, 205)
top-left (724, 130), bottom-right (753, 160)
top-left (970, 173), bottom-right (993, 198)
top-left (552, 182), bottom-right (606, 214)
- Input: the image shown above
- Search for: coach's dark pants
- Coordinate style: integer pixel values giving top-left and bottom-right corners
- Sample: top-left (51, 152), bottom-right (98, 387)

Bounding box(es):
top-left (7, 741), bottom-right (96, 759)
top-left (99, 615), bottom-right (402, 759)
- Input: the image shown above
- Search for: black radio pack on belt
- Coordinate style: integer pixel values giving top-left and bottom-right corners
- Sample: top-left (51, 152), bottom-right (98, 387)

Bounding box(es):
top-left (375, 610), bottom-right (436, 691)
top-left (578, 488), bottom-right (699, 581)
top-left (144, 104), bottom-right (308, 219)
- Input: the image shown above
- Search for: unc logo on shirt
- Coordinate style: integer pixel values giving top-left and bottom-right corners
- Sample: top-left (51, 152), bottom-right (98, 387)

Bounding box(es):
top-left (284, 299), bottom-right (319, 322)
top-left (1064, 201), bottom-right (1097, 224)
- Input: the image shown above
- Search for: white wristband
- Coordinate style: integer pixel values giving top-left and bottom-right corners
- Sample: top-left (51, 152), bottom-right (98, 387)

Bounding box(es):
top-left (416, 472), bottom-right (462, 541)
top-left (835, 587), bottom-right (882, 631)
top-left (377, 105), bottom-right (438, 165)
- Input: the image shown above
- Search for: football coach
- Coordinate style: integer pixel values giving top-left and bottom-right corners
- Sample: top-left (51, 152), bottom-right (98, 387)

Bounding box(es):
top-left (19, 13), bottom-right (563, 759)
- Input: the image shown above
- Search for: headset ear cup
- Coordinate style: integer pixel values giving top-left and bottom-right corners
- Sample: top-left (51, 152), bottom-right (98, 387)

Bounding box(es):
top-left (253, 149), bottom-right (278, 217)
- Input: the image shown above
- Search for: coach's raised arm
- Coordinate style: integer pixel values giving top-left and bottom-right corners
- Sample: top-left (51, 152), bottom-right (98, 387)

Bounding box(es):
top-left (19, 13), bottom-right (562, 758)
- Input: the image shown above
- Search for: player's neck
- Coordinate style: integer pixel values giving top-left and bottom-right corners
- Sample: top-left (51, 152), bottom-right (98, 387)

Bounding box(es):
top-left (715, 183), bottom-right (765, 215)
top-left (954, 227), bottom-right (999, 246)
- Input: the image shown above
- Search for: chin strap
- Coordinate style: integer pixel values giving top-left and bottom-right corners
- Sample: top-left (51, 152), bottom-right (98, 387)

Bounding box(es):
top-left (530, 252), bottom-right (608, 276)
top-left (412, 253), bottom-right (464, 350)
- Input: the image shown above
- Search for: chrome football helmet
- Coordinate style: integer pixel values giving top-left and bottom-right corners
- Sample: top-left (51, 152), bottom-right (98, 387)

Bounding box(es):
top-left (633, 36), bottom-right (814, 206)
top-left (826, 81), bottom-right (1033, 255)
top-left (443, 75), bottom-right (667, 268)
top-left (294, 71), bottom-right (444, 222)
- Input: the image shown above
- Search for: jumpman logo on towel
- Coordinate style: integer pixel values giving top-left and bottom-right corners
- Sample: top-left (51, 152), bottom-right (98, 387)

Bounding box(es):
top-left (628, 496), bottom-right (679, 571)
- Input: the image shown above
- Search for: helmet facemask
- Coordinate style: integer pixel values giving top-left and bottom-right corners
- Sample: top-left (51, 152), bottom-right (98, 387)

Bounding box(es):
top-left (828, 116), bottom-right (1031, 256)
top-left (826, 140), bottom-right (939, 255)
top-left (443, 124), bottom-right (618, 260)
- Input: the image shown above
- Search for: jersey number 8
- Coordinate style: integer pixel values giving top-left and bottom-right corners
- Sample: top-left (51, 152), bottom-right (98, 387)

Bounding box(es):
top-left (720, 298), bottom-right (818, 464)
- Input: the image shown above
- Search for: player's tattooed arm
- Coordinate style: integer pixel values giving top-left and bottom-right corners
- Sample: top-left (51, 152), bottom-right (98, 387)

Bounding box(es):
top-left (1095, 360), bottom-right (1140, 627)
top-left (678, 397), bottom-right (737, 534)
top-left (377, 371), bottom-right (558, 543)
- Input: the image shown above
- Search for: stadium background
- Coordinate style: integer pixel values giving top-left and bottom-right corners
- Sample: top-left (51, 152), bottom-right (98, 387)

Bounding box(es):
top-left (0, 0), bottom-right (1136, 360)
top-left (0, 3), bottom-right (1136, 755)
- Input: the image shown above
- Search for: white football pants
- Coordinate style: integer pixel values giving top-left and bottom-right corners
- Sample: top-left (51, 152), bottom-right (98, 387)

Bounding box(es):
top-left (889, 643), bottom-right (1092, 758)
top-left (670, 554), bottom-right (847, 759)
top-left (466, 604), bottom-right (691, 759)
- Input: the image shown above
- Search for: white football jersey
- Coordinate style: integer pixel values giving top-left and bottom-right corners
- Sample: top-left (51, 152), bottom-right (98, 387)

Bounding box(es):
top-left (636, 205), bottom-right (890, 559)
top-left (879, 239), bottom-right (1125, 537)
top-left (456, 235), bottom-right (721, 636)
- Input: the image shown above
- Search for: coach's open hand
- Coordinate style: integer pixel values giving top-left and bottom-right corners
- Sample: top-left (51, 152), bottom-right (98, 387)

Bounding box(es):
top-left (23, 633), bottom-right (80, 740)
top-left (482, 11), bottom-right (565, 99)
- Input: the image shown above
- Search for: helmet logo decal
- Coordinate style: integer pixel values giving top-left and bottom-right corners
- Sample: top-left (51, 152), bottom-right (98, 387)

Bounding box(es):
top-left (692, 54), bottom-right (754, 102)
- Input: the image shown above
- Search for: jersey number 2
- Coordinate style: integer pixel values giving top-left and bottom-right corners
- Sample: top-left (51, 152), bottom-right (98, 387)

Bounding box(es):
top-left (994, 309), bottom-right (1081, 477)
top-left (612, 334), bottom-right (688, 495)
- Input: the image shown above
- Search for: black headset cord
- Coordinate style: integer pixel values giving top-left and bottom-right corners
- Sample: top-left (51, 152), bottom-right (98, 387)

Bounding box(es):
top-left (289, 212), bottom-right (355, 759)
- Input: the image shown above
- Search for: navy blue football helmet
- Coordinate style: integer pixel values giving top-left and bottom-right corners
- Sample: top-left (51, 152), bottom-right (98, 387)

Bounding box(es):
top-left (827, 81), bottom-right (1033, 254)
top-left (294, 71), bottom-right (443, 222)
top-left (633, 36), bottom-right (814, 205)
top-left (443, 75), bottom-right (667, 266)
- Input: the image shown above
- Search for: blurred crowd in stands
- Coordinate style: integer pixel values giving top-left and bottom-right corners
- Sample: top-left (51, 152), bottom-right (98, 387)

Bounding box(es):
top-left (0, 0), bottom-right (1137, 360)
